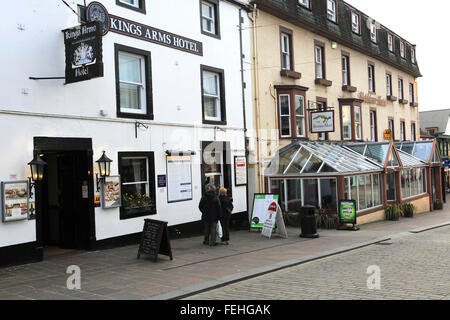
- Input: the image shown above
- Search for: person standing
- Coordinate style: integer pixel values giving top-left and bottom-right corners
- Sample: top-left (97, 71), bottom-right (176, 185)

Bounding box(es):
top-left (219, 187), bottom-right (233, 245)
top-left (198, 184), bottom-right (221, 246)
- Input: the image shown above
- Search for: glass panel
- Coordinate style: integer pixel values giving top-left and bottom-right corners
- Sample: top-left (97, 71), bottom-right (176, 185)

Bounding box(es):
top-left (121, 158), bottom-right (147, 183)
top-left (422, 168), bottom-right (427, 193)
top-left (122, 183), bottom-right (148, 205)
top-left (358, 176), bottom-right (366, 210)
top-left (120, 83), bottom-right (140, 110)
top-left (281, 117), bottom-right (291, 137)
top-left (286, 148), bottom-right (310, 174)
top-left (302, 155), bottom-right (323, 173)
top-left (342, 106), bottom-right (351, 140)
top-left (287, 179), bottom-right (302, 212)
top-left (373, 174), bottom-right (381, 206)
top-left (433, 148), bottom-right (441, 163)
top-left (319, 163), bottom-right (337, 173)
top-left (350, 176), bottom-right (357, 204)
top-left (280, 95), bottom-right (290, 115)
top-left (295, 95), bottom-right (305, 137)
top-left (365, 144), bottom-right (389, 165)
top-left (303, 179), bottom-right (318, 207)
top-left (203, 72), bottom-right (219, 96)
top-left (320, 179), bottom-right (337, 211)
top-left (401, 170), bottom-right (406, 199)
top-left (413, 143), bottom-right (433, 162)
top-left (276, 147), bottom-right (299, 175)
top-left (387, 149), bottom-right (400, 167)
top-left (119, 53), bottom-right (142, 83)
top-left (386, 172), bottom-right (396, 201)
top-left (354, 107), bottom-right (361, 140)
top-left (204, 96), bottom-right (218, 118)
top-left (406, 170), bottom-right (411, 198)
top-left (365, 175), bottom-right (373, 208)
top-left (344, 177), bottom-right (349, 199)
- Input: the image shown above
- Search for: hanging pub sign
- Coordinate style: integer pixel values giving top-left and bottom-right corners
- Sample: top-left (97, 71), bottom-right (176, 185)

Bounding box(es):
top-left (310, 110), bottom-right (335, 133)
top-left (63, 21), bottom-right (104, 84)
top-left (84, 1), bottom-right (203, 56)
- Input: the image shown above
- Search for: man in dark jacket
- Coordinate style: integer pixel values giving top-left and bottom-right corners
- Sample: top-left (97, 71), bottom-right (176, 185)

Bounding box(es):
top-left (198, 184), bottom-right (221, 246)
top-left (219, 188), bottom-right (233, 245)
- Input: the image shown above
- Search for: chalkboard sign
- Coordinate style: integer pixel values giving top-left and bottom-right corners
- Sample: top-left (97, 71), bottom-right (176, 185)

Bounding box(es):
top-left (137, 219), bottom-right (173, 262)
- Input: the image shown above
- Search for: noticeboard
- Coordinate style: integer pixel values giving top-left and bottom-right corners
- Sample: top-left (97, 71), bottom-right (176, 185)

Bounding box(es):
top-left (250, 194), bottom-right (280, 229)
top-left (137, 219), bottom-right (173, 262)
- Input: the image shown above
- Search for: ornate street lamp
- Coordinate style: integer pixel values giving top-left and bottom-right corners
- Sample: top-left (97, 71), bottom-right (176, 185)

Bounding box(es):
top-left (95, 151), bottom-right (112, 192)
top-left (28, 154), bottom-right (47, 197)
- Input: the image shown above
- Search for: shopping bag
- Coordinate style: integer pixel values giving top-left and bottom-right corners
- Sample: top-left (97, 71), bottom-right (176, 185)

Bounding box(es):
top-left (216, 222), bottom-right (223, 239)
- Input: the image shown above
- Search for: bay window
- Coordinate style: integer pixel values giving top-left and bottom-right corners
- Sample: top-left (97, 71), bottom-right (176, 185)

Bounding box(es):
top-left (354, 106), bottom-right (362, 140)
top-left (279, 94), bottom-right (291, 138)
top-left (275, 85), bottom-right (309, 139)
top-left (295, 95), bottom-right (306, 138)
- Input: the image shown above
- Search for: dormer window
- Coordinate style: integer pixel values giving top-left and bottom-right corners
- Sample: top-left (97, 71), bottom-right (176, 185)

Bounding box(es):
top-left (388, 34), bottom-right (394, 52)
top-left (351, 12), bottom-right (360, 34)
top-left (400, 41), bottom-right (406, 58)
top-left (370, 23), bottom-right (377, 43)
top-left (327, 0), bottom-right (337, 22)
top-left (411, 47), bottom-right (416, 64)
top-left (298, 0), bottom-right (310, 8)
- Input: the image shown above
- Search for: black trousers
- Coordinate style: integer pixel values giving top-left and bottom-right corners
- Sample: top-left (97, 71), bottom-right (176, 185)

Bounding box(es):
top-left (203, 221), bottom-right (217, 245)
top-left (220, 214), bottom-right (230, 242)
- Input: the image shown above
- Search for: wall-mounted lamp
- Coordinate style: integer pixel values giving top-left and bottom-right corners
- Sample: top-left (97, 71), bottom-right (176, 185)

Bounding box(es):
top-left (95, 151), bottom-right (112, 192)
top-left (28, 154), bottom-right (47, 197)
top-left (331, 41), bottom-right (337, 49)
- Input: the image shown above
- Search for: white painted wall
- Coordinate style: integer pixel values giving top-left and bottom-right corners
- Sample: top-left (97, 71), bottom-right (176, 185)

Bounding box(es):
top-left (0, 0), bottom-right (253, 247)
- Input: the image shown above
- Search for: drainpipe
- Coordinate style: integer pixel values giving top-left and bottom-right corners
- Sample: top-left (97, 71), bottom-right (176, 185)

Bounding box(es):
top-left (248, 4), bottom-right (263, 193)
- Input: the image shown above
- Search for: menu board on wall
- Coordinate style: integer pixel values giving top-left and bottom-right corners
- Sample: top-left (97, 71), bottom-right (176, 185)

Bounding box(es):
top-left (234, 156), bottom-right (247, 186)
top-left (167, 156), bottom-right (193, 203)
top-left (102, 176), bottom-right (121, 209)
top-left (1, 181), bottom-right (29, 222)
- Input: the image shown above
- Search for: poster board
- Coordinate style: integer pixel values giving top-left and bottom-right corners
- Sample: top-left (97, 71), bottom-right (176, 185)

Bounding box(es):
top-left (137, 219), bottom-right (173, 262)
top-left (234, 156), bottom-right (247, 186)
top-left (167, 156), bottom-right (193, 203)
top-left (338, 200), bottom-right (359, 231)
top-left (101, 175), bottom-right (121, 209)
top-left (261, 202), bottom-right (288, 239)
top-left (1, 181), bottom-right (29, 222)
top-left (250, 194), bottom-right (280, 229)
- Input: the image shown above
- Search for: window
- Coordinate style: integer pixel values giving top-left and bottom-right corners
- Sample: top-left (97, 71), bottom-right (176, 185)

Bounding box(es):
top-left (400, 41), bottom-right (405, 58)
top-left (409, 83), bottom-right (415, 104)
top-left (370, 23), bottom-right (377, 43)
top-left (344, 174), bottom-right (382, 211)
top-left (317, 101), bottom-right (327, 141)
top-left (411, 123), bottom-right (416, 141)
top-left (116, 0), bottom-right (146, 13)
top-left (201, 66), bottom-right (225, 124)
top-left (388, 34), bottom-right (394, 52)
top-left (119, 152), bottom-right (156, 219)
top-left (279, 94), bottom-right (291, 138)
top-left (295, 95), bottom-right (306, 137)
top-left (315, 45), bottom-right (324, 79)
top-left (354, 106), bottom-right (362, 140)
top-left (351, 12), bottom-right (360, 34)
top-left (298, 0), bottom-right (310, 8)
top-left (400, 121), bottom-right (406, 141)
top-left (342, 54), bottom-right (350, 86)
top-left (342, 105), bottom-right (352, 140)
top-left (386, 74), bottom-right (392, 97)
top-left (411, 47), bottom-right (416, 64)
top-left (201, 0), bottom-right (220, 37)
top-left (401, 168), bottom-right (427, 199)
top-left (281, 32), bottom-right (291, 70)
top-left (398, 78), bottom-right (404, 100)
top-left (388, 119), bottom-right (395, 141)
top-left (386, 171), bottom-right (396, 201)
top-left (115, 44), bottom-right (153, 120)
top-left (370, 110), bottom-right (377, 142)
top-left (327, 0), bottom-right (337, 22)
top-left (368, 63), bottom-right (375, 93)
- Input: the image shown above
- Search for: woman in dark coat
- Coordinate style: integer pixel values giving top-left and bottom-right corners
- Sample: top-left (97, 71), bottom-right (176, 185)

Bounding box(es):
top-left (218, 187), bottom-right (233, 245)
top-left (198, 184), bottom-right (221, 246)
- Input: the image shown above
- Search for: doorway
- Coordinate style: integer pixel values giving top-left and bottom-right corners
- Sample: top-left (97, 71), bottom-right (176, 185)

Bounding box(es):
top-left (35, 138), bottom-right (95, 254)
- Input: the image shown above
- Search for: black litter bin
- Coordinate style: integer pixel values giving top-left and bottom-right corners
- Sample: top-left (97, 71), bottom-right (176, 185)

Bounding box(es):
top-left (299, 205), bottom-right (319, 238)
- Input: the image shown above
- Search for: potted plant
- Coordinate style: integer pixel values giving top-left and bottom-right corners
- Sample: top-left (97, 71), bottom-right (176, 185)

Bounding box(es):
top-left (434, 199), bottom-right (443, 210)
top-left (285, 211), bottom-right (301, 227)
top-left (122, 193), bottom-right (156, 215)
top-left (315, 208), bottom-right (340, 229)
top-left (402, 203), bottom-right (415, 218)
top-left (385, 204), bottom-right (402, 221)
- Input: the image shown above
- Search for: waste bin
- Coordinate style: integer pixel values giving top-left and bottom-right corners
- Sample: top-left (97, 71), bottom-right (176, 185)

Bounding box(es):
top-left (299, 205), bottom-right (319, 238)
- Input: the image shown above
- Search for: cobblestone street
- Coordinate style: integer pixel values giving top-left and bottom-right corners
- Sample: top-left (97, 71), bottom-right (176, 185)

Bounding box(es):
top-left (185, 225), bottom-right (450, 300)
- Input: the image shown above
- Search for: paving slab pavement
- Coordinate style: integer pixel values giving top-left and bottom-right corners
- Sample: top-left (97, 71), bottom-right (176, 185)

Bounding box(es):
top-left (1, 206), bottom-right (450, 300)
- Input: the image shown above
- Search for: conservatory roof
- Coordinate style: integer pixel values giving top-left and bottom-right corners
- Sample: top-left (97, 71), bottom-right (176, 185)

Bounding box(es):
top-left (265, 141), bottom-right (383, 177)
top-left (396, 141), bottom-right (441, 164)
top-left (344, 142), bottom-right (401, 167)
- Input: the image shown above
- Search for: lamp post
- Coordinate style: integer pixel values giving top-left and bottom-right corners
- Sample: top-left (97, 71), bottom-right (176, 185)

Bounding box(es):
top-left (28, 154), bottom-right (47, 197)
top-left (95, 151), bottom-right (112, 192)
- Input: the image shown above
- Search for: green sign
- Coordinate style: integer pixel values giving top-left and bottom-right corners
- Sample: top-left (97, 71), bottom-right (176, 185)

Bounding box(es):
top-left (250, 194), bottom-right (280, 228)
top-left (339, 200), bottom-right (357, 224)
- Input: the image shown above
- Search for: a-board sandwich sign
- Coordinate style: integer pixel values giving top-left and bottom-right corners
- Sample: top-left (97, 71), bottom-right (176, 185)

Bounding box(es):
top-left (337, 200), bottom-right (359, 231)
top-left (250, 194), bottom-right (280, 229)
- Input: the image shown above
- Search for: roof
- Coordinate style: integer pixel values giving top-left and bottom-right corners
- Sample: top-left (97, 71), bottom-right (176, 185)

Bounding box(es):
top-left (251, 0), bottom-right (421, 78)
top-left (396, 141), bottom-right (441, 164)
top-left (419, 109), bottom-right (450, 135)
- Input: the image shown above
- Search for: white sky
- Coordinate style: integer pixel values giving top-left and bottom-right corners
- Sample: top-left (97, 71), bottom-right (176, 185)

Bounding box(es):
top-left (345, 0), bottom-right (450, 111)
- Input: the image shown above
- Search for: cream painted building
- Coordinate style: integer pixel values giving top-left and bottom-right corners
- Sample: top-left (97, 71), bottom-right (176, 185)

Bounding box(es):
top-left (248, 0), bottom-right (422, 193)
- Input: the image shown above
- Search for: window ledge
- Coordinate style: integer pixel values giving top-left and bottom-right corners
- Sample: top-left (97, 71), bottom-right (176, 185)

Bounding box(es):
top-left (399, 99), bottom-right (409, 105)
top-left (315, 78), bottom-right (332, 87)
top-left (387, 95), bottom-right (397, 102)
top-left (410, 102), bottom-right (419, 107)
top-left (342, 85), bottom-right (357, 92)
top-left (280, 69), bottom-right (302, 80)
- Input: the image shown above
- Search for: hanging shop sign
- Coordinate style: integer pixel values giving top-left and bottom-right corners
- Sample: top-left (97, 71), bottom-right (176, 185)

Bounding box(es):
top-left (167, 156), bottom-right (193, 203)
top-left (384, 129), bottom-right (392, 141)
top-left (63, 21), bottom-right (104, 84)
top-left (250, 194), bottom-right (280, 229)
top-left (1, 181), bottom-right (29, 223)
top-left (101, 175), bottom-right (121, 209)
top-left (310, 110), bottom-right (335, 133)
top-left (86, 1), bottom-right (203, 56)
top-left (234, 156), bottom-right (247, 186)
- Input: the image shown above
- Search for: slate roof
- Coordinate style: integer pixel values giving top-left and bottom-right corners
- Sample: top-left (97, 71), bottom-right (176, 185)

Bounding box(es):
top-left (419, 109), bottom-right (450, 135)
top-left (251, 0), bottom-right (421, 77)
